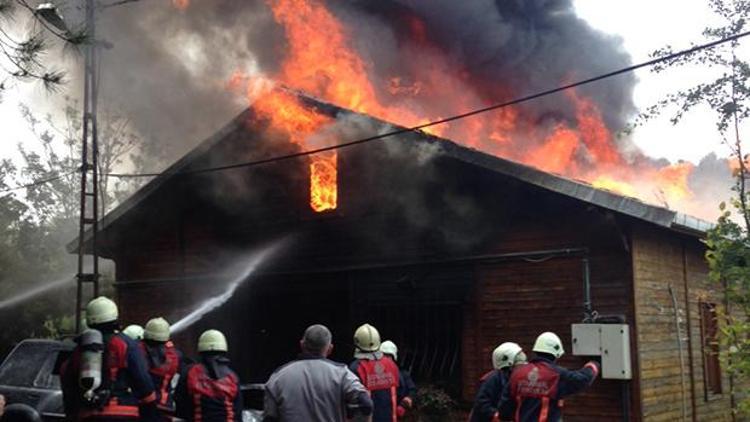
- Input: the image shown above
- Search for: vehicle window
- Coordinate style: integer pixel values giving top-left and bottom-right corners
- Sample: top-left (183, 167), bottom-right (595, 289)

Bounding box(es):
top-left (0, 343), bottom-right (52, 387)
top-left (33, 353), bottom-right (61, 389)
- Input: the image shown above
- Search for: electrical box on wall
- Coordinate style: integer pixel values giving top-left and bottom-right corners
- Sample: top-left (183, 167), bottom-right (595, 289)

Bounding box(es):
top-left (571, 323), bottom-right (632, 380)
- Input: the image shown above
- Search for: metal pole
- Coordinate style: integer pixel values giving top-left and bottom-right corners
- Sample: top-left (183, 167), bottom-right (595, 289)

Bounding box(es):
top-left (75, 0), bottom-right (99, 332)
top-left (582, 257), bottom-right (593, 322)
top-left (89, 0), bottom-right (100, 298)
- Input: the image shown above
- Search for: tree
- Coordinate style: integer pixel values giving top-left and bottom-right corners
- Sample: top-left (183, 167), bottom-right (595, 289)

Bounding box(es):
top-left (638, 0), bottom-right (750, 415)
top-left (0, 99), bottom-right (144, 354)
top-left (0, 0), bottom-right (86, 97)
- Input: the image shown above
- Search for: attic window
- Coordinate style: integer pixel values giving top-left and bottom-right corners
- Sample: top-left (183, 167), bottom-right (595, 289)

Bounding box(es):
top-left (309, 151), bottom-right (337, 212)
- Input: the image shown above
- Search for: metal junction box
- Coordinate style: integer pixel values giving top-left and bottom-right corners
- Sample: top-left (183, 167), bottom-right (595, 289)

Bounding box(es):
top-left (571, 323), bottom-right (632, 380)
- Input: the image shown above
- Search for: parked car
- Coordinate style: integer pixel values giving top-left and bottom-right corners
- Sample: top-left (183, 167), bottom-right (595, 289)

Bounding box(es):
top-left (0, 339), bottom-right (265, 421)
top-left (0, 339), bottom-right (73, 420)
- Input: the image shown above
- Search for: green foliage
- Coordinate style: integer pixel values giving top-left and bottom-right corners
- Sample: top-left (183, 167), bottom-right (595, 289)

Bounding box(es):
top-left (640, 0), bottom-right (750, 415)
top-left (414, 385), bottom-right (458, 421)
top-left (0, 0), bottom-right (87, 97)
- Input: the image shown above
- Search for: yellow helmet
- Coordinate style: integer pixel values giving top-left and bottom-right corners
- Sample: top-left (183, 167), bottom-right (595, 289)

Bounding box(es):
top-left (144, 317), bottom-right (170, 342)
top-left (533, 332), bottom-right (565, 358)
top-left (354, 323), bottom-right (381, 352)
top-left (85, 296), bottom-right (118, 326)
top-left (492, 342), bottom-right (523, 370)
top-left (122, 325), bottom-right (144, 340)
top-left (198, 329), bottom-right (228, 353)
top-left (380, 340), bottom-right (398, 361)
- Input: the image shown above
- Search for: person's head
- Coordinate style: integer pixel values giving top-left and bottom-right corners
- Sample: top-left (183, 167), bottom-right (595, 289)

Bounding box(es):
top-left (122, 324), bottom-right (144, 341)
top-left (1, 403), bottom-right (42, 422)
top-left (380, 340), bottom-right (398, 361)
top-left (532, 331), bottom-right (565, 361)
top-left (353, 323), bottom-right (381, 353)
top-left (198, 329), bottom-right (228, 354)
top-left (144, 317), bottom-right (171, 343)
top-left (300, 324), bottom-right (333, 357)
top-left (492, 342), bottom-right (526, 371)
top-left (85, 296), bottom-right (118, 331)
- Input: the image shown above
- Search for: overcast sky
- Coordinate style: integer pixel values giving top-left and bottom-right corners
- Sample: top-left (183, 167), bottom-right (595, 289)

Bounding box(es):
top-left (0, 0), bottom-right (742, 168)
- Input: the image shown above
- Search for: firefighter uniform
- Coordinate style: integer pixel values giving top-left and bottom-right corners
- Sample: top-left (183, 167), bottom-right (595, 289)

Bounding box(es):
top-left (500, 332), bottom-right (599, 422)
top-left (379, 340), bottom-right (416, 419)
top-left (60, 297), bottom-right (158, 421)
top-left (175, 330), bottom-right (243, 422)
top-left (349, 324), bottom-right (400, 422)
top-left (139, 318), bottom-right (184, 419)
top-left (469, 342), bottom-right (526, 422)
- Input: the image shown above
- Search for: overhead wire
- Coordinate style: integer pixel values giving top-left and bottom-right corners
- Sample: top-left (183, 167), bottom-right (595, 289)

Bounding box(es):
top-left (0, 170), bottom-right (77, 195)
top-left (105, 29), bottom-right (750, 179)
top-left (5, 30), bottom-right (750, 191)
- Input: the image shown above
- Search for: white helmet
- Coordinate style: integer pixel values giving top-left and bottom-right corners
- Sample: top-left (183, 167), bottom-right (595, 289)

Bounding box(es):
top-left (380, 340), bottom-right (398, 361)
top-left (85, 296), bottom-right (118, 326)
top-left (533, 332), bottom-right (565, 359)
top-left (492, 342), bottom-right (524, 370)
top-left (354, 323), bottom-right (381, 352)
top-left (144, 317), bottom-right (170, 342)
top-left (122, 325), bottom-right (144, 340)
top-left (198, 329), bottom-right (228, 353)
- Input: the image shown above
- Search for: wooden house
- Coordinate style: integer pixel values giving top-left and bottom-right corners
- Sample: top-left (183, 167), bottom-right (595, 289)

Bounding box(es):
top-left (71, 95), bottom-right (733, 421)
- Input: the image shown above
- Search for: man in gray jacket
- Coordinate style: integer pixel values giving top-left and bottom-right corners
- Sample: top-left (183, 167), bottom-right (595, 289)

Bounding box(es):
top-left (263, 324), bottom-right (373, 422)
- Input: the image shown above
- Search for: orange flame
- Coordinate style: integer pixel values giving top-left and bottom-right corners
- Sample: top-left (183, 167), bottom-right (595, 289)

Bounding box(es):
top-left (230, 0), bottom-right (702, 217)
top-left (171, 0), bottom-right (189, 11)
top-left (310, 152), bottom-right (337, 211)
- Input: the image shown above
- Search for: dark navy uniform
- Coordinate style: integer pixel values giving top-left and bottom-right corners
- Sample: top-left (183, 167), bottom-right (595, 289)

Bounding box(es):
top-left (469, 369), bottom-right (510, 422)
top-left (350, 354), bottom-right (400, 422)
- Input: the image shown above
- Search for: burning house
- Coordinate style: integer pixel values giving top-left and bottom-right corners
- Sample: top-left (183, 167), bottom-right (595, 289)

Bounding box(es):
top-left (70, 91), bottom-right (732, 421)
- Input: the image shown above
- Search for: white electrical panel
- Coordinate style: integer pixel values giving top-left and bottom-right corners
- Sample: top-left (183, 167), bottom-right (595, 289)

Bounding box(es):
top-left (570, 323), bottom-right (632, 380)
top-left (571, 324), bottom-right (601, 355)
top-left (601, 324), bottom-right (632, 380)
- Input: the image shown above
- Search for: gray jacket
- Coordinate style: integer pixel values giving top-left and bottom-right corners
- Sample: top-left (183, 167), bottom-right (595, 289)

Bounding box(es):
top-left (264, 355), bottom-right (373, 422)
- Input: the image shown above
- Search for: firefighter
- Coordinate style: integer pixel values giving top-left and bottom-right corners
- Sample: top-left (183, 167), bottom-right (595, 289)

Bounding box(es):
top-left (60, 296), bottom-right (159, 421)
top-left (175, 329), bottom-right (242, 422)
top-left (469, 342), bottom-right (527, 422)
top-left (123, 324), bottom-right (144, 341)
top-left (379, 340), bottom-right (416, 420)
top-left (500, 332), bottom-right (600, 422)
top-left (349, 324), bottom-right (400, 422)
top-left (140, 317), bottom-right (183, 420)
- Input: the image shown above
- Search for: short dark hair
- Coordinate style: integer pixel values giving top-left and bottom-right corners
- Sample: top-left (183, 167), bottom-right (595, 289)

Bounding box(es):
top-left (302, 324), bottom-right (332, 355)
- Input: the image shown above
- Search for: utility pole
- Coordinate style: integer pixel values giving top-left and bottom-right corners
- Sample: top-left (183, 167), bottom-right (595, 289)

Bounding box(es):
top-left (75, 0), bottom-right (100, 333)
top-left (38, 0), bottom-right (141, 332)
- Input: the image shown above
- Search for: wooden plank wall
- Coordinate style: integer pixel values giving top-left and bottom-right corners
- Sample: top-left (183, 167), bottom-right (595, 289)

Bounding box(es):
top-left (631, 224), bottom-right (733, 421)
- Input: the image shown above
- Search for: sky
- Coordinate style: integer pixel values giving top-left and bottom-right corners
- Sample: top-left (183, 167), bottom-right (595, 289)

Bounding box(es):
top-left (0, 0), bottom-right (742, 180)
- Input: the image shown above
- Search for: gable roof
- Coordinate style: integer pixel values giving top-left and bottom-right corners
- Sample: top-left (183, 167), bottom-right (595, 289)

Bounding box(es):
top-left (67, 93), bottom-right (711, 252)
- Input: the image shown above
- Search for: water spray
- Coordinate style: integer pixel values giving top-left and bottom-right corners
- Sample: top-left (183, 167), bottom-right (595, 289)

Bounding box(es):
top-left (171, 237), bottom-right (288, 334)
top-left (0, 277), bottom-right (74, 311)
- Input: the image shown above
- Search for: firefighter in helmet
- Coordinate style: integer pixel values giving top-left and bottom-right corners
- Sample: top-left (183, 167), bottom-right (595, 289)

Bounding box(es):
top-left (380, 340), bottom-right (416, 420)
top-left (500, 332), bottom-right (599, 422)
top-left (60, 296), bottom-right (159, 421)
top-left (123, 325), bottom-right (144, 341)
top-left (175, 329), bottom-right (243, 422)
top-left (140, 317), bottom-right (184, 420)
top-left (469, 342), bottom-right (527, 422)
top-left (349, 324), bottom-right (400, 422)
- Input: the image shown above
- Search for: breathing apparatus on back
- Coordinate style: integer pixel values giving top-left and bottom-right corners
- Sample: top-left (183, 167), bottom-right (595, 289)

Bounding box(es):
top-left (79, 329), bottom-right (110, 407)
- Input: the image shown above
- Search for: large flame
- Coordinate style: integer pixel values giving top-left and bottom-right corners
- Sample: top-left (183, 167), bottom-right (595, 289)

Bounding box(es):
top-left (232, 0), bottom-right (703, 215)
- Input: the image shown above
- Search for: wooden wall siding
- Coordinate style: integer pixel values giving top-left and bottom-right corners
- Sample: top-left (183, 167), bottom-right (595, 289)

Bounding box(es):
top-left (632, 225), bottom-right (733, 421)
top-left (464, 254), bottom-right (631, 421)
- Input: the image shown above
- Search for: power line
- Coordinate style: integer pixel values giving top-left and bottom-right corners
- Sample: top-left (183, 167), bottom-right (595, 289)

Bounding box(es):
top-left (6, 29), bottom-right (750, 191)
top-left (105, 29), bottom-right (750, 179)
top-left (0, 170), bottom-right (77, 195)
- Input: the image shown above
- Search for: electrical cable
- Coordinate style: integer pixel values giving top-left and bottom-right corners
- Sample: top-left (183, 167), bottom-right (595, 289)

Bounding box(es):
top-left (0, 170), bottom-right (77, 195)
top-left (104, 29), bottom-right (750, 179)
top-left (6, 30), bottom-right (750, 189)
